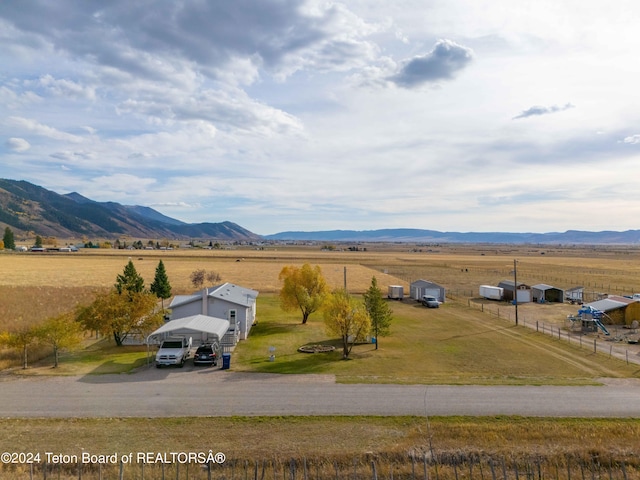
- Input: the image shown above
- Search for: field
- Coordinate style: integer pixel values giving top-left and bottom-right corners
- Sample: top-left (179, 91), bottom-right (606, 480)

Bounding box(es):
top-left (3, 243), bottom-right (640, 479)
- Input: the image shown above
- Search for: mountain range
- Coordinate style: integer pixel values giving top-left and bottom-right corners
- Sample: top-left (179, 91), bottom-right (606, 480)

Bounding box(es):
top-left (0, 179), bottom-right (259, 241)
top-left (1, 178), bottom-right (640, 244)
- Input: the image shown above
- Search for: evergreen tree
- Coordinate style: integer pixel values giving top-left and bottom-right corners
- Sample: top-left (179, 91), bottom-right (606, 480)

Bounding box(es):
top-left (115, 259), bottom-right (145, 294)
top-left (363, 276), bottom-right (393, 350)
top-left (3, 227), bottom-right (15, 250)
top-left (150, 260), bottom-right (172, 310)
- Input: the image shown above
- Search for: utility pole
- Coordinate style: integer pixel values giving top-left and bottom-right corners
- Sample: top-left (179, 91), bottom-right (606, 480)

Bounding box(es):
top-left (514, 258), bottom-right (518, 326)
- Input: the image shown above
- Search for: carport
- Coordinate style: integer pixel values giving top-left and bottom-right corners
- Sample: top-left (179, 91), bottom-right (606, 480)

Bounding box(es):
top-left (531, 284), bottom-right (564, 303)
top-left (146, 314), bottom-right (230, 364)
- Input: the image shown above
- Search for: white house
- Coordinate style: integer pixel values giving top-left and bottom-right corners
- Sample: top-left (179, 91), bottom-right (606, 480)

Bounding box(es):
top-left (169, 283), bottom-right (258, 343)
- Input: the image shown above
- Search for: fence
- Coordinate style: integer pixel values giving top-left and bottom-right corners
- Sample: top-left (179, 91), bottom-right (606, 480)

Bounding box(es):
top-left (2, 453), bottom-right (640, 480)
top-left (467, 300), bottom-right (640, 366)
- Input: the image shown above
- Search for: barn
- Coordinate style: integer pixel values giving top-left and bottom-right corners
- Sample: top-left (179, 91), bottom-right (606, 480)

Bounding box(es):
top-left (410, 279), bottom-right (446, 303)
top-left (584, 296), bottom-right (640, 326)
top-left (531, 284), bottom-right (564, 303)
top-left (498, 280), bottom-right (532, 303)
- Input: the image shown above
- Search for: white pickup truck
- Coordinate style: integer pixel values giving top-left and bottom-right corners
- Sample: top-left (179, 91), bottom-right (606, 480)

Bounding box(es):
top-left (155, 337), bottom-right (192, 368)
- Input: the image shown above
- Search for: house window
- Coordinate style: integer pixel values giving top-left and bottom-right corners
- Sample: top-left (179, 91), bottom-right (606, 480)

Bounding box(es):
top-left (229, 309), bottom-right (236, 326)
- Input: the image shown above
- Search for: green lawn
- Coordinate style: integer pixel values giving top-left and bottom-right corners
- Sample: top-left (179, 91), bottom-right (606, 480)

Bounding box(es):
top-left (231, 294), bottom-right (640, 384)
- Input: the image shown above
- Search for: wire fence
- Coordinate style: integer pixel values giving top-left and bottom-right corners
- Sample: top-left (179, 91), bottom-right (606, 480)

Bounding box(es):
top-left (467, 300), bottom-right (640, 365)
top-left (3, 453), bottom-right (640, 480)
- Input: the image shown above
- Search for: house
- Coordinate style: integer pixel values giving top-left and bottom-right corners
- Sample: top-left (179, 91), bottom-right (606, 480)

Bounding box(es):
top-left (565, 286), bottom-right (584, 304)
top-left (497, 280), bottom-right (532, 303)
top-left (410, 279), bottom-right (446, 303)
top-left (169, 282), bottom-right (258, 344)
top-left (531, 284), bottom-right (564, 303)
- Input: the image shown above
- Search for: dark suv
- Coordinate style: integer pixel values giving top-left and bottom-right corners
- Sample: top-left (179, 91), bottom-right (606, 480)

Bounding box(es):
top-left (193, 344), bottom-right (218, 366)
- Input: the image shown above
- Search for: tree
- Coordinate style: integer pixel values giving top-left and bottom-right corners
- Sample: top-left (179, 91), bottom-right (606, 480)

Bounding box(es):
top-left (279, 264), bottom-right (329, 324)
top-left (363, 276), bottom-right (393, 350)
top-left (323, 289), bottom-right (371, 359)
top-left (35, 312), bottom-right (82, 368)
top-left (150, 260), bottom-right (172, 310)
top-left (3, 227), bottom-right (15, 250)
top-left (190, 269), bottom-right (221, 290)
top-left (115, 259), bottom-right (145, 294)
top-left (76, 289), bottom-right (164, 346)
top-left (190, 269), bottom-right (206, 289)
top-left (34, 235), bottom-right (43, 248)
top-left (2, 324), bottom-right (38, 369)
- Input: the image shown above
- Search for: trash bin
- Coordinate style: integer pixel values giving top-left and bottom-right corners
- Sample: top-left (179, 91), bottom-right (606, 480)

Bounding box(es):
top-left (221, 353), bottom-right (231, 370)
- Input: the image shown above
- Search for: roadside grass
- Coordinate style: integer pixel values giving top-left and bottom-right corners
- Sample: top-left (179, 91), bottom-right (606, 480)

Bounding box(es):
top-left (231, 295), bottom-right (640, 384)
top-left (11, 338), bottom-right (149, 376)
top-left (2, 416), bottom-right (640, 465)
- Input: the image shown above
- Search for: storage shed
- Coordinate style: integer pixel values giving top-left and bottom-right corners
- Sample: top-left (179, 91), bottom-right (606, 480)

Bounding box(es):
top-left (531, 284), bottom-right (564, 303)
top-left (565, 286), bottom-right (584, 304)
top-left (410, 279), bottom-right (446, 303)
top-left (498, 280), bottom-right (532, 303)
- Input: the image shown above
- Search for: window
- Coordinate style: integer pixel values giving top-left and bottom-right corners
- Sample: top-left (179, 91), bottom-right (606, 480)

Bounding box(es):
top-left (229, 309), bottom-right (236, 326)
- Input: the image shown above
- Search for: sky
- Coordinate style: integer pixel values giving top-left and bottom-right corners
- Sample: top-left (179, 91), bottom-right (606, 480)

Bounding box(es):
top-left (2, 1), bottom-right (640, 236)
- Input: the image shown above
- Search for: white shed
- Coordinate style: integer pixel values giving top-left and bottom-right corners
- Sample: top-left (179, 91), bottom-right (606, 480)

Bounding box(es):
top-left (410, 279), bottom-right (446, 303)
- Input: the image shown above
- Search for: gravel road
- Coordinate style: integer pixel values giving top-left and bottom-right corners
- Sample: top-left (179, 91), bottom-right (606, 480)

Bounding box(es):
top-left (2, 366), bottom-right (639, 418)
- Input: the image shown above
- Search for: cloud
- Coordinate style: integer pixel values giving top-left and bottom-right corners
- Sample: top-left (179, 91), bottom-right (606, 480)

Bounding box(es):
top-left (32, 74), bottom-right (96, 100)
top-left (5, 137), bottom-right (31, 152)
top-left (391, 39), bottom-right (474, 88)
top-left (622, 134), bottom-right (640, 144)
top-left (513, 103), bottom-right (575, 119)
top-left (7, 116), bottom-right (83, 143)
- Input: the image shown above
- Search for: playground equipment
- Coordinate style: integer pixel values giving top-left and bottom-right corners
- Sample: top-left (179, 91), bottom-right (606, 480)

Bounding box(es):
top-left (577, 305), bottom-right (610, 336)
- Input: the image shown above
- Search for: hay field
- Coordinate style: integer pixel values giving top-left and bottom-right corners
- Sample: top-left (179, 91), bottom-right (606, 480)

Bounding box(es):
top-left (3, 243), bottom-right (640, 331)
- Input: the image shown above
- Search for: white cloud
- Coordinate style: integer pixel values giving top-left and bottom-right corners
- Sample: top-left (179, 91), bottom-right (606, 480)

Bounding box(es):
top-left (5, 137), bottom-right (31, 152)
top-left (513, 103), bottom-right (575, 120)
top-left (2, 1), bottom-right (640, 234)
top-left (622, 134), bottom-right (640, 145)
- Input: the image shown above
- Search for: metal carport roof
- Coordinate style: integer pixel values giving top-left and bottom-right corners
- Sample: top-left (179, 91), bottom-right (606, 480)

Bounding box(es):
top-left (146, 314), bottom-right (230, 344)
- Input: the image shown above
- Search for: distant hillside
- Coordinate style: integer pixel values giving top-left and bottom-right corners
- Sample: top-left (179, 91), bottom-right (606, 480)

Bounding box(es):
top-left (264, 228), bottom-right (640, 244)
top-left (0, 179), bottom-right (260, 241)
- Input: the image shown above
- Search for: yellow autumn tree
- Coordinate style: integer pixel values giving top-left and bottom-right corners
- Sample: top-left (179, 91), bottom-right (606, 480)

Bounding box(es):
top-left (278, 264), bottom-right (329, 324)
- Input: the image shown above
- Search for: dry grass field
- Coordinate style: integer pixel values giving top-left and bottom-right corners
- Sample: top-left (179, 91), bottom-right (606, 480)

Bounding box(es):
top-left (3, 244), bottom-right (640, 479)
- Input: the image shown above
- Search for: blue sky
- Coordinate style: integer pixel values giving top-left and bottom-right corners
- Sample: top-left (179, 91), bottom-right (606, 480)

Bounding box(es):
top-left (2, 1), bottom-right (640, 235)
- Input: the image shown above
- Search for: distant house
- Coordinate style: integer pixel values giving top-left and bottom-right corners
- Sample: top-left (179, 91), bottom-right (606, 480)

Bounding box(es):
top-left (531, 284), bottom-right (564, 303)
top-left (169, 283), bottom-right (258, 345)
top-left (565, 286), bottom-right (584, 304)
top-left (410, 279), bottom-right (446, 303)
top-left (498, 280), bottom-right (532, 303)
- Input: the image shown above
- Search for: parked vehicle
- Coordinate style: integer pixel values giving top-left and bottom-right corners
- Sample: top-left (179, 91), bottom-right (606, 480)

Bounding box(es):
top-left (155, 337), bottom-right (192, 368)
top-left (193, 344), bottom-right (218, 366)
top-left (421, 295), bottom-right (441, 308)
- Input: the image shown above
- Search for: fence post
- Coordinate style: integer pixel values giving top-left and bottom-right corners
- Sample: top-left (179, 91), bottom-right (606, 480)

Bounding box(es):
top-left (594, 339), bottom-right (597, 354)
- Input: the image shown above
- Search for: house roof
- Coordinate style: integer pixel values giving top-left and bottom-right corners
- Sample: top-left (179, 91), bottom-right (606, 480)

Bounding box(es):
top-left (208, 282), bottom-right (259, 307)
top-left (146, 314), bottom-right (230, 343)
top-left (410, 279), bottom-right (444, 288)
top-left (566, 286), bottom-right (584, 292)
top-left (169, 282), bottom-right (259, 309)
top-left (584, 298), bottom-right (628, 312)
top-left (531, 284), bottom-right (562, 291)
top-left (498, 280), bottom-right (529, 289)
